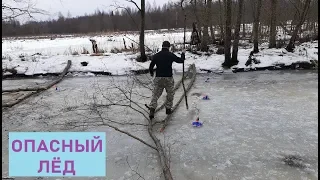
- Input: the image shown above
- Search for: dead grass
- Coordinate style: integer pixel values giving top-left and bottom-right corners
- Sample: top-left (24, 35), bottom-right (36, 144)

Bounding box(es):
top-left (110, 46), bottom-right (139, 54)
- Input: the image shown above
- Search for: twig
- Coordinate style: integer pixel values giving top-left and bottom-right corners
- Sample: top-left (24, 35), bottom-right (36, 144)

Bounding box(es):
top-left (93, 104), bottom-right (157, 150)
top-left (109, 2), bottom-right (139, 30)
top-left (126, 156), bottom-right (146, 180)
top-left (125, 0), bottom-right (141, 11)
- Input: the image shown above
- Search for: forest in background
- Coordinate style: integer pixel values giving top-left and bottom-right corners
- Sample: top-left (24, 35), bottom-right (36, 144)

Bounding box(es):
top-left (2, 0), bottom-right (318, 37)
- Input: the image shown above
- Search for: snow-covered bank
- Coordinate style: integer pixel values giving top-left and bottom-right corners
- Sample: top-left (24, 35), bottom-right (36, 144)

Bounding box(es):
top-left (2, 30), bottom-right (318, 77)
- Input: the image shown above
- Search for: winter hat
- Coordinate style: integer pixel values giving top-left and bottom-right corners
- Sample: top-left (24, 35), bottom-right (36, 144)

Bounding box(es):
top-left (162, 41), bottom-right (171, 48)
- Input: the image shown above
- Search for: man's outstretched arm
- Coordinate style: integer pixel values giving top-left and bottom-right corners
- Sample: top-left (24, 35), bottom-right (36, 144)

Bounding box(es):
top-left (173, 51), bottom-right (186, 63)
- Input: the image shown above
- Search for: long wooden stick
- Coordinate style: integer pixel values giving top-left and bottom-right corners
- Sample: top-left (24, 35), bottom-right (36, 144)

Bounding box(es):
top-left (181, 0), bottom-right (189, 110)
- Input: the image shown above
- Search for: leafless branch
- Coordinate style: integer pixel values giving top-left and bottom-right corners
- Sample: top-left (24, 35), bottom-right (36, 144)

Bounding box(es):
top-left (125, 0), bottom-right (141, 11)
top-left (126, 156), bottom-right (146, 180)
top-left (288, 0), bottom-right (302, 17)
top-left (92, 105), bottom-right (157, 150)
top-left (110, 2), bottom-right (139, 30)
top-left (2, 0), bottom-right (47, 21)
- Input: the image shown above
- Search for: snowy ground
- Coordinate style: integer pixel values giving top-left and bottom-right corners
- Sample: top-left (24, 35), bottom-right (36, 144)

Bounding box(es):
top-left (2, 29), bottom-right (318, 76)
top-left (2, 70), bottom-right (318, 180)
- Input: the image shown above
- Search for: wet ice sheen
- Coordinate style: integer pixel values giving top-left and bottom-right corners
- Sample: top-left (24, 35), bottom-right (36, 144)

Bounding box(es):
top-left (1, 70), bottom-right (318, 180)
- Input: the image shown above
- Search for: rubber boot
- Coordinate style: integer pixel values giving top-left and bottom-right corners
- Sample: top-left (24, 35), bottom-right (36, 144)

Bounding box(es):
top-left (166, 108), bottom-right (172, 115)
top-left (149, 108), bottom-right (155, 119)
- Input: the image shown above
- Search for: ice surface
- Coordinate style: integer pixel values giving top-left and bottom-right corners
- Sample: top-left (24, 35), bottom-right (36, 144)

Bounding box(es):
top-left (2, 70), bottom-right (318, 180)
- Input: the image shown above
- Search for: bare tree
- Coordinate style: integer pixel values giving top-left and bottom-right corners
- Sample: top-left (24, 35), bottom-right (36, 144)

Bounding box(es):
top-left (218, 0), bottom-right (225, 40)
top-left (2, 0), bottom-right (46, 21)
top-left (126, 0), bottom-right (147, 62)
top-left (242, 3), bottom-right (246, 38)
top-left (231, 0), bottom-right (244, 63)
top-left (190, 0), bottom-right (203, 40)
top-left (140, 0), bottom-right (146, 62)
top-left (269, 0), bottom-right (278, 48)
top-left (208, 0), bottom-right (215, 43)
top-left (222, 0), bottom-right (232, 67)
top-left (286, 0), bottom-right (312, 52)
top-left (200, 0), bottom-right (211, 51)
top-left (252, 0), bottom-right (262, 53)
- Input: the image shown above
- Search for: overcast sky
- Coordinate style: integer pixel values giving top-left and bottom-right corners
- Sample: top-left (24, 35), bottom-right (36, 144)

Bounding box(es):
top-left (10, 0), bottom-right (174, 22)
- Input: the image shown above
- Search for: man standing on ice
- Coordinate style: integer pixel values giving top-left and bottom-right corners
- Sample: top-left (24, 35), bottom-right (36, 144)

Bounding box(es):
top-left (148, 41), bottom-right (185, 119)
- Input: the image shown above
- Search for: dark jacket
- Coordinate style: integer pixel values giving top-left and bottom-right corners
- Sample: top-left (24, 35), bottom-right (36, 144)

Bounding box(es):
top-left (149, 48), bottom-right (185, 77)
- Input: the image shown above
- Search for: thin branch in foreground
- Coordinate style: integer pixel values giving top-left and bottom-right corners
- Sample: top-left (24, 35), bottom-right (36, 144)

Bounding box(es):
top-left (90, 98), bottom-right (156, 150)
top-left (126, 156), bottom-right (146, 180)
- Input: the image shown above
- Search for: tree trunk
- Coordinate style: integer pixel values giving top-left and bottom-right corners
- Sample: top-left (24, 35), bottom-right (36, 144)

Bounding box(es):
top-left (242, 23), bottom-right (246, 38)
top-left (110, 12), bottom-right (117, 32)
top-left (313, 22), bottom-right (317, 35)
top-left (210, 26), bottom-right (215, 43)
top-left (291, 11), bottom-right (298, 31)
top-left (231, 0), bottom-right (244, 64)
top-left (175, 11), bottom-right (178, 29)
top-left (147, 125), bottom-right (173, 180)
top-left (222, 0), bottom-right (232, 67)
top-left (201, 0), bottom-right (210, 51)
top-left (252, 0), bottom-right (262, 53)
top-left (269, 0), bottom-right (277, 48)
top-left (139, 0), bottom-right (146, 62)
top-left (286, 0), bottom-right (312, 52)
top-left (242, 3), bottom-right (246, 38)
top-left (192, 0), bottom-right (203, 40)
top-left (208, 0), bottom-right (215, 43)
top-left (218, 0), bottom-right (224, 40)
top-left (167, 9), bottom-right (170, 30)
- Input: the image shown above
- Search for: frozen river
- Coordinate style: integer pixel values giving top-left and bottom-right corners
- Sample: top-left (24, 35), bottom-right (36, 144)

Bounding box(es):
top-left (2, 70), bottom-right (318, 180)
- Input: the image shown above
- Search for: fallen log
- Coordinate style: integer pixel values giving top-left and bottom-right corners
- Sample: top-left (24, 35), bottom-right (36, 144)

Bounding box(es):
top-left (2, 70), bottom-right (112, 79)
top-left (2, 60), bottom-right (72, 93)
top-left (2, 91), bottom-right (37, 107)
top-left (2, 60), bottom-right (72, 107)
top-left (232, 61), bottom-right (317, 73)
top-left (147, 122), bottom-right (173, 180)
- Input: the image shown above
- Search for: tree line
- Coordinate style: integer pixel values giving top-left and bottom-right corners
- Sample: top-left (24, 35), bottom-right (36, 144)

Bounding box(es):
top-left (2, 0), bottom-right (318, 37)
